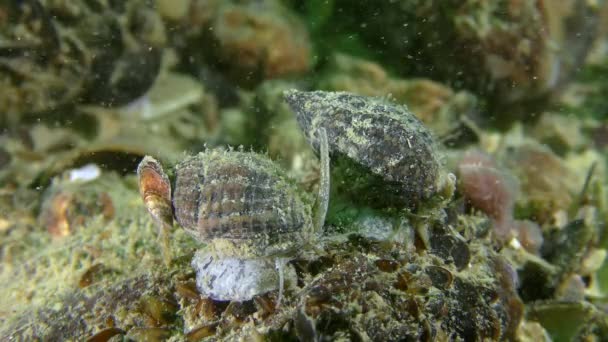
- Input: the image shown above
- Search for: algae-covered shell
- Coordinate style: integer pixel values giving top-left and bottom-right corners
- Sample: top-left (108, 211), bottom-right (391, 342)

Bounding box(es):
top-left (173, 150), bottom-right (313, 257)
top-left (284, 90), bottom-right (453, 209)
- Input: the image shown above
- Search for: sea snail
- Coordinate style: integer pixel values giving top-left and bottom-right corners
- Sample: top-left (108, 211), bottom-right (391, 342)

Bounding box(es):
top-left (284, 90), bottom-right (455, 211)
top-left (137, 131), bottom-right (329, 302)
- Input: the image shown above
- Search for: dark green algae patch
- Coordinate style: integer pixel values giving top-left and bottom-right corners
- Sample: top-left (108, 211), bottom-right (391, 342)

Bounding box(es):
top-left (1, 0), bottom-right (608, 341)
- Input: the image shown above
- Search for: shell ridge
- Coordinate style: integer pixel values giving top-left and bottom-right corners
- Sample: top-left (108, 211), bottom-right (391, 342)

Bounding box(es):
top-left (193, 167), bottom-right (205, 235)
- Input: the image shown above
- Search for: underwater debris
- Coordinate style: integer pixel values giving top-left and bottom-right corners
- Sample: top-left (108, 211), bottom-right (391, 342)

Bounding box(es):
top-left (543, 218), bottom-right (597, 284)
top-left (319, 53), bottom-right (480, 138)
top-left (0, 147), bottom-right (11, 170)
top-left (0, 169), bottom-right (197, 336)
top-left (591, 123), bottom-right (608, 149)
top-left (532, 113), bottom-right (586, 154)
top-left (0, 34), bottom-right (213, 201)
top-left (500, 141), bottom-right (580, 224)
top-left (2, 69), bottom-right (215, 188)
top-left (284, 89), bottom-right (455, 211)
top-left (0, 0), bottom-right (165, 125)
top-left (137, 144), bottom-right (330, 301)
top-left (457, 149), bottom-right (543, 252)
top-left (526, 301), bottom-right (608, 341)
top-left (1, 274), bottom-right (176, 340)
top-left (252, 81), bottom-right (319, 177)
top-left (457, 149), bottom-right (518, 226)
top-left (178, 0), bottom-right (311, 86)
top-left (156, 0), bottom-right (191, 21)
top-left (336, 0), bottom-right (603, 114)
top-left (120, 72), bottom-right (209, 121)
top-left (39, 174), bottom-right (115, 238)
top-left (67, 164), bottom-right (101, 183)
top-left (511, 220), bottom-right (544, 255)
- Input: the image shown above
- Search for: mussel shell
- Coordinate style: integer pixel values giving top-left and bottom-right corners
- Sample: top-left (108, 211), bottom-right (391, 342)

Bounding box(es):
top-left (0, 0), bottom-right (165, 120)
top-left (83, 48), bottom-right (162, 107)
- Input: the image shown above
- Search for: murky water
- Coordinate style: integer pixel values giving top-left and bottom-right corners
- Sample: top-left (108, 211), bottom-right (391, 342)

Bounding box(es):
top-left (1, 1), bottom-right (607, 340)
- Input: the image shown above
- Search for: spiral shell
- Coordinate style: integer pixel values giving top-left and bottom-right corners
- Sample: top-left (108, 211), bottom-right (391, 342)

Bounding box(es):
top-left (284, 90), bottom-right (453, 209)
top-left (172, 149), bottom-right (313, 257)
